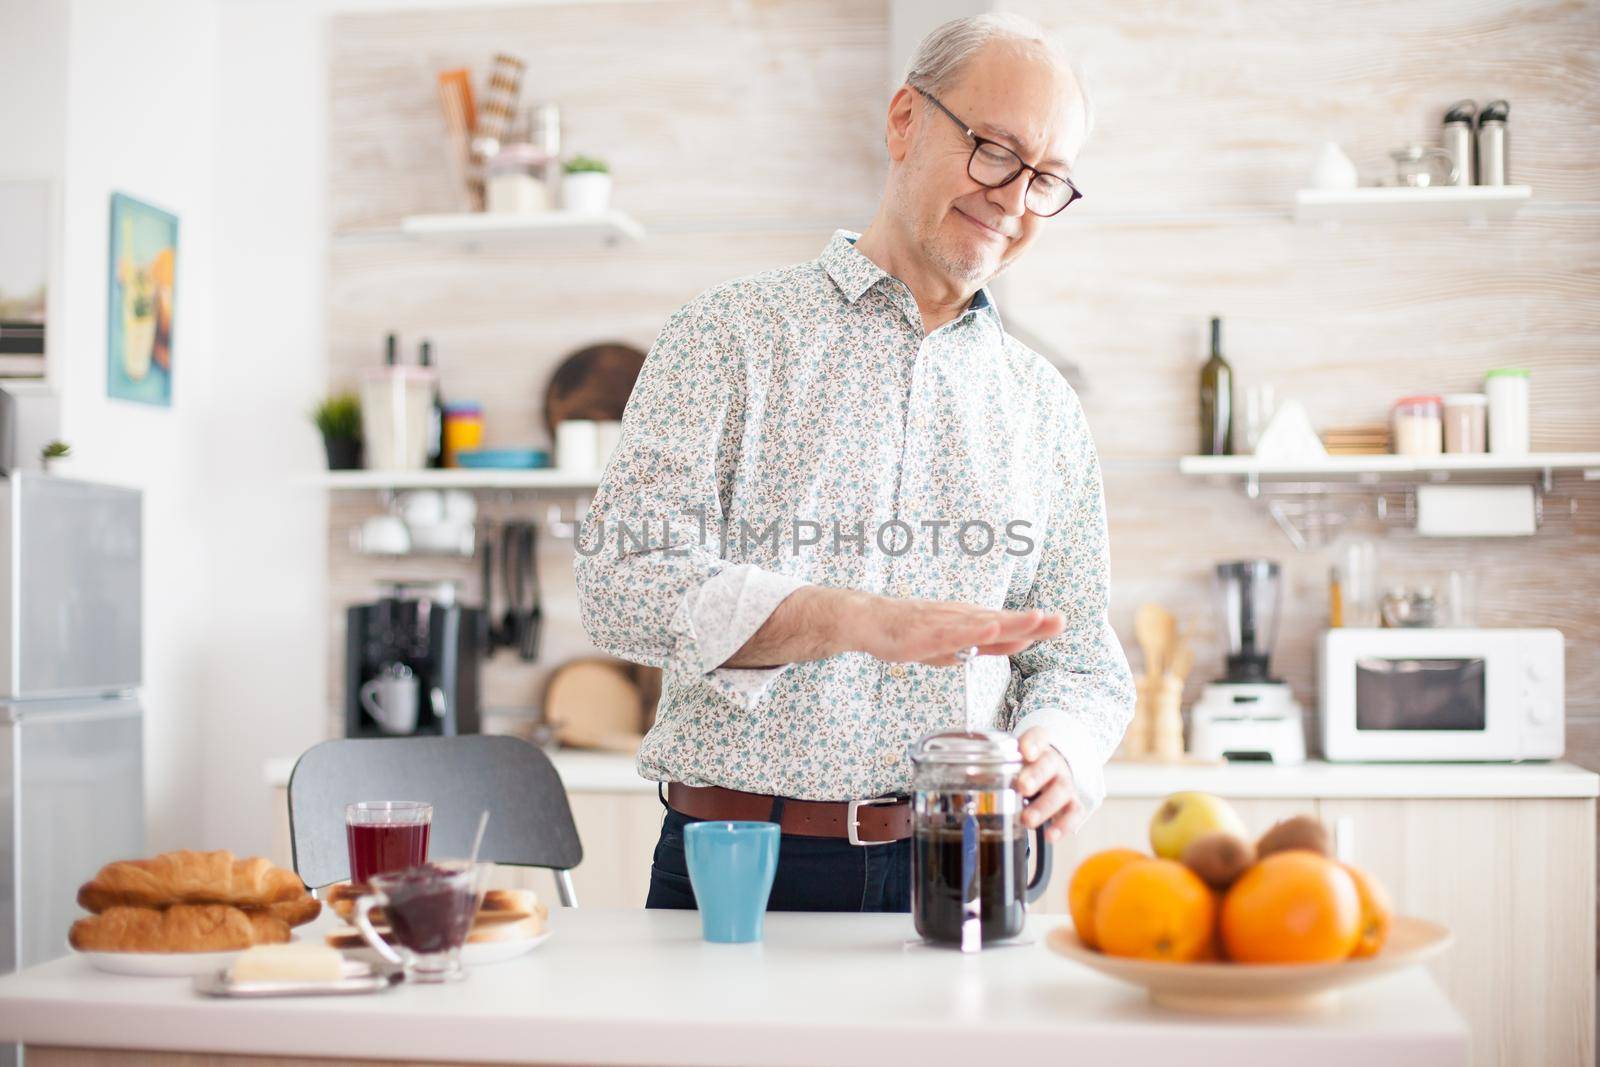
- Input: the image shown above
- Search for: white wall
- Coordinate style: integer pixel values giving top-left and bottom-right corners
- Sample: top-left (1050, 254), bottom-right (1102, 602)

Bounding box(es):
top-left (54, 0), bottom-right (221, 849)
top-left (204, 0), bottom-right (329, 855)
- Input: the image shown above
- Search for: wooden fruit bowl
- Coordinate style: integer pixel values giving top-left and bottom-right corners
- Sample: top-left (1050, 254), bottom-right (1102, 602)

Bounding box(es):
top-left (1046, 916), bottom-right (1452, 1015)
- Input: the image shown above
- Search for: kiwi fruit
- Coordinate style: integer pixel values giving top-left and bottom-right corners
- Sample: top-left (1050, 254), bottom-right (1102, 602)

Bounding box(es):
top-left (1256, 814), bottom-right (1332, 859)
top-left (1180, 831), bottom-right (1256, 890)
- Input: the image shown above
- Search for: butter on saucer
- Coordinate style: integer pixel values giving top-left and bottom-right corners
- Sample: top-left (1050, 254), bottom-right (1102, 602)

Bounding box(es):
top-left (230, 942), bottom-right (344, 983)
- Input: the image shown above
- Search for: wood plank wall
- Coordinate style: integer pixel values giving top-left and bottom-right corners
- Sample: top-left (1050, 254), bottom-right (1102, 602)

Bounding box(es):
top-left (326, 0), bottom-right (1599, 763)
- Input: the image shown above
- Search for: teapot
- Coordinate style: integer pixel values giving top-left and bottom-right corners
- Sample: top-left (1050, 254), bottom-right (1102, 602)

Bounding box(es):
top-left (1390, 144), bottom-right (1458, 188)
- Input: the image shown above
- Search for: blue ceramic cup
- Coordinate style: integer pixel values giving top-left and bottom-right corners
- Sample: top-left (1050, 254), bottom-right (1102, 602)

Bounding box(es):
top-left (683, 820), bottom-right (781, 943)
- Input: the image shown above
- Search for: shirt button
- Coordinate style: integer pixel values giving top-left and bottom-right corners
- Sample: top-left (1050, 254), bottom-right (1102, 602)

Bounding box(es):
top-left (889, 664), bottom-right (908, 680)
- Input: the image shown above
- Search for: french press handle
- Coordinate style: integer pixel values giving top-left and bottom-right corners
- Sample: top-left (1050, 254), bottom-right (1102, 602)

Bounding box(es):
top-left (1025, 805), bottom-right (1054, 905)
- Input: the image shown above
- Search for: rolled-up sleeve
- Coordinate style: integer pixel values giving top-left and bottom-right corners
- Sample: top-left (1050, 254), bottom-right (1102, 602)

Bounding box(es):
top-left (574, 298), bottom-right (806, 708)
top-left (1005, 388), bottom-right (1135, 832)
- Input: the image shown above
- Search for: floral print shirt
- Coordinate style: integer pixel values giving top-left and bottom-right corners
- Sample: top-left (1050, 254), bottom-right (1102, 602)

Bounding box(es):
top-left (574, 230), bottom-right (1133, 830)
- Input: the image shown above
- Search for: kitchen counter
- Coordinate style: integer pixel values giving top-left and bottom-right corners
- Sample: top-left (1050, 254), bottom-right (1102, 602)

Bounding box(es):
top-left (0, 909), bottom-right (1466, 1067)
top-left (266, 751), bottom-right (1600, 799)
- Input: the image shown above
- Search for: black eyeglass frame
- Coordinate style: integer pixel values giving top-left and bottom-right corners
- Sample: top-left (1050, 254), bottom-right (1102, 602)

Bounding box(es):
top-left (911, 85), bottom-right (1083, 217)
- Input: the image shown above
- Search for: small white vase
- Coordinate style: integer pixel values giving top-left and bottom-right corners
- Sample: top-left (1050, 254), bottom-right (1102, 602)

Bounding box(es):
top-left (561, 172), bottom-right (612, 214)
top-left (1309, 142), bottom-right (1359, 190)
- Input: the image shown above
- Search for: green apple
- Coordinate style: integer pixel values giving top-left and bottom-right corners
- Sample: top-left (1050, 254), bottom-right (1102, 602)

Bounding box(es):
top-left (1149, 792), bottom-right (1248, 860)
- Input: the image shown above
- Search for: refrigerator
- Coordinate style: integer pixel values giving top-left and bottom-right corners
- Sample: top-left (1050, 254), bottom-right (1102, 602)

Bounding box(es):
top-left (0, 473), bottom-right (144, 978)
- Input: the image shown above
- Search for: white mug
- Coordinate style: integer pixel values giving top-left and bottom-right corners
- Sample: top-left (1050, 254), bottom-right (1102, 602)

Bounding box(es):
top-left (355, 515), bottom-right (410, 555)
top-left (556, 419), bottom-right (599, 473)
top-left (360, 663), bottom-right (419, 734)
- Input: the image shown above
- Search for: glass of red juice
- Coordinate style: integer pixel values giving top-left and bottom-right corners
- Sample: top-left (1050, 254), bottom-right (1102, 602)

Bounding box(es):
top-left (345, 801), bottom-right (432, 884)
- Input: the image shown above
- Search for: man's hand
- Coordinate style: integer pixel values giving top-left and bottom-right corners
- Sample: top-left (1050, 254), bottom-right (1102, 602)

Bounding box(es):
top-left (843, 593), bottom-right (1065, 666)
top-left (1015, 726), bottom-right (1075, 843)
top-left (720, 586), bottom-right (1064, 670)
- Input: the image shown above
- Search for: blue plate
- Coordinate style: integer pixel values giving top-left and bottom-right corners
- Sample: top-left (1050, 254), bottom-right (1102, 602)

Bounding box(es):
top-left (455, 448), bottom-right (552, 470)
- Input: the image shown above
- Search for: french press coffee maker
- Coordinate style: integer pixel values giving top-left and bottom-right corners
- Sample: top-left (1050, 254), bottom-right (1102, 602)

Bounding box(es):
top-left (908, 729), bottom-right (1053, 951)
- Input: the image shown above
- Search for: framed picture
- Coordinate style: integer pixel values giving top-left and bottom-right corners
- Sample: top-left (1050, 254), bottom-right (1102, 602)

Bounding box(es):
top-left (0, 180), bottom-right (51, 379)
top-left (107, 192), bottom-right (177, 406)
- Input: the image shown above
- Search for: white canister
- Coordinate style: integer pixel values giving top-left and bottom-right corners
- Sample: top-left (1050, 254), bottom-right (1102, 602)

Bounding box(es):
top-left (595, 420), bottom-right (624, 471)
top-left (360, 367), bottom-right (436, 470)
top-left (1485, 368), bottom-right (1530, 454)
top-left (556, 418), bottom-right (599, 474)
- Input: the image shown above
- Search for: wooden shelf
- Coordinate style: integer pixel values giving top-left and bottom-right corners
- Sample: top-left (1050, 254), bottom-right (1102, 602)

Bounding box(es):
top-left (315, 469), bottom-right (600, 491)
top-left (398, 210), bottom-right (645, 248)
top-left (1294, 185), bottom-right (1532, 223)
top-left (1178, 453), bottom-right (1600, 479)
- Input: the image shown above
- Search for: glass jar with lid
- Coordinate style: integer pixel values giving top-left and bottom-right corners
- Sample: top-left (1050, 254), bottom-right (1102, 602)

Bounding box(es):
top-left (1442, 394), bottom-right (1487, 453)
top-left (1391, 395), bottom-right (1444, 456)
top-left (485, 143), bottom-right (551, 215)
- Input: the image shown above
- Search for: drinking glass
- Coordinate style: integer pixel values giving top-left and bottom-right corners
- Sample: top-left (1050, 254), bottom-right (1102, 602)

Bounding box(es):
top-left (346, 801), bottom-right (432, 884)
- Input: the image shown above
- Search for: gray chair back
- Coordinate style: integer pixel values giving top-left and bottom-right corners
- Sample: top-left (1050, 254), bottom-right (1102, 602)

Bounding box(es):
top-left (287, 736), bottom-right (583, 902)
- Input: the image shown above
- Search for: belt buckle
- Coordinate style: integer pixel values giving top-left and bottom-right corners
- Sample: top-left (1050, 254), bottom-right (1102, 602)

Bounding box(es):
top-left (846, 796), bottom-right (900, 847)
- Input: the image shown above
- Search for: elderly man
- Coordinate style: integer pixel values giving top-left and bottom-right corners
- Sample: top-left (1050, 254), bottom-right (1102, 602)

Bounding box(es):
top-left (574, 13), bottom-right (1134, 912)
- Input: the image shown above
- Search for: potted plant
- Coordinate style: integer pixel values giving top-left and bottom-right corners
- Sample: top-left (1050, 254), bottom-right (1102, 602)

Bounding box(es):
top-left (39, 440), bottom-right (71, 475)
top-left (561, 155), bottom-right (612, 214)
top-left (312, 392), bottom-right (363, 470)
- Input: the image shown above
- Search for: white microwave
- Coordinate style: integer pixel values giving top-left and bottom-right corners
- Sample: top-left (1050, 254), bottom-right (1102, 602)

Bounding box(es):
top-left (1319, 628), bottom-right (1564, 762)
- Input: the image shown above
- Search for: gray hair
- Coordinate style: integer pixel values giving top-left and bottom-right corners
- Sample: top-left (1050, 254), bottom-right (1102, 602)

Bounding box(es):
top-left (901, 13), bottom-right (1094, 140)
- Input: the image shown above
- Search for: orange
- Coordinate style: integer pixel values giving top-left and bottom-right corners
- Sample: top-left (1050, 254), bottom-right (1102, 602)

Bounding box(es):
top-left (1093, 858), bottom-right (1215, 963)
top-left (1221, 850), bottom-right (1361, 963)
top-left (1068, 849), bottom-right (1146, 949)
top-left (1343, 862), bottom-right (1393, 958)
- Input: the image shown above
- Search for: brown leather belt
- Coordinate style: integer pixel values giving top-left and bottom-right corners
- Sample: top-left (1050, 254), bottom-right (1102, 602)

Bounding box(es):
top-left (665, 782), bottom-right (913, 846)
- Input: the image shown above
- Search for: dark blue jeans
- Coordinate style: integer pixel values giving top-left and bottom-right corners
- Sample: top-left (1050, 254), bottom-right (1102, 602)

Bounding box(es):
top-left (645, 797), bottom-right (912, 913)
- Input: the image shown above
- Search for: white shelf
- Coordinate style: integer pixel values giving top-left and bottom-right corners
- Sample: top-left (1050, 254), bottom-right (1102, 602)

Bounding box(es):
top-left (1178, 453), bottom-right (1600, 479)
top-left (316, 469), bottom-right (600, 491)
top-left (1294, 185), bottom-right (1532, 223)
top-left (398, 209), bottom-right (645, 248)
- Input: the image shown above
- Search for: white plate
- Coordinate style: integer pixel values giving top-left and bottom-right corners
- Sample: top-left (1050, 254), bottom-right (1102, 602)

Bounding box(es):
top-left (336, 930), bottom-right (553, 969)
top-left (78, 947), bottom-right (248, 978)
top-left (465, 930), bottom-right (553, 964)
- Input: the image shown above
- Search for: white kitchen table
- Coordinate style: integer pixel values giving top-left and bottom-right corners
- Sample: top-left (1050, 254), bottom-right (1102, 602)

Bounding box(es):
top-left (0, 909), bottom-right (1466, 1067)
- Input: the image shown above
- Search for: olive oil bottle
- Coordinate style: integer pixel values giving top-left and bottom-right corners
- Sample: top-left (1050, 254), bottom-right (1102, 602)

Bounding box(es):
top-left (1199, 316), bottom-right (1234, 455)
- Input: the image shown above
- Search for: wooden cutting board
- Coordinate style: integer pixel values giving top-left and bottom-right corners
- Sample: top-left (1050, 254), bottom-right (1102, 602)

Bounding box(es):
top-left (543, 342), bottom-right (646, 439)
top-left (542, 657), bottom-right (646, 752)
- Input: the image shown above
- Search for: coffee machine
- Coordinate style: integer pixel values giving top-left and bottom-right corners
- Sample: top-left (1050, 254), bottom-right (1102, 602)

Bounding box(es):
top-left (345, 580), bottom-right (484, 738)
top-left (1188, 560), bottom-right (1307, 764)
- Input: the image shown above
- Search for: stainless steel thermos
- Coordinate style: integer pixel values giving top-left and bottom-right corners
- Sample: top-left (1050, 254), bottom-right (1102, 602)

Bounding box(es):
top-left (1441, 100), bottom-right (1476, 187)
top-left (1477, 99), bottom-right (1510, 185)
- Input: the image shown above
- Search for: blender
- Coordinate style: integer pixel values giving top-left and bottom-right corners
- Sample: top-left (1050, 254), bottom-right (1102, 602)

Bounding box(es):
top-left (1188, 560), bottom-right (1307, 764)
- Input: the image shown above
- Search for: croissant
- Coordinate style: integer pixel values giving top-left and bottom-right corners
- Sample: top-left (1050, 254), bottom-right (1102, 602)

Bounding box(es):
top-left (77, 850), bottom-right (306, 912)
top-left (256, 895), bottom-right (321, 928)
top-left (68, 904), bottom-right (291, 953)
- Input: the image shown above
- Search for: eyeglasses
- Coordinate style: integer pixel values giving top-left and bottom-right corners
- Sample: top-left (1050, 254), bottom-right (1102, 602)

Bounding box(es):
top-left (912, 86), bottom-right (1083, 218)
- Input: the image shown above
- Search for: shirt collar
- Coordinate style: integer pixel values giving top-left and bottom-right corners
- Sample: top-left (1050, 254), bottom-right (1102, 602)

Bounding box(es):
top-left (820, 229), bottom-right (1003, 332)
